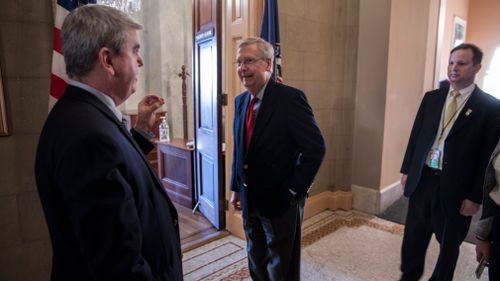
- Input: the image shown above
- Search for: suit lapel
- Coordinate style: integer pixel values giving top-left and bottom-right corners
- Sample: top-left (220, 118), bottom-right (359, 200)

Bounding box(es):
top-left (248, 80), bottom-right (278, 150)
top-left (429, 88), bottom-right (448, 134)
top-left (238, 93), bottom-right (250, 156)
top-left (447, 87), bottom-right (482, 137)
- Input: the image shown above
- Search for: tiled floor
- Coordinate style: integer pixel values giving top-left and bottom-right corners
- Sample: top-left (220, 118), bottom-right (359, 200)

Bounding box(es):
top-left (183, 210), bottom-right (488, 281)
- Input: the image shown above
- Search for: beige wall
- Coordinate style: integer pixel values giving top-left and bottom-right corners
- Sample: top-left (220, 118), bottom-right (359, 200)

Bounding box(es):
top-left (467, 0), bottom-right (500, 97)
top-left (279, 0), bottom-right (359, 195)
top-left (351, 0), bottom-right (440, 213)
top-left (437, 0), bottom-right (469, 83)
top-left (381, 0), bottom-right (440, 187)
top-left (0, 1), bottom-right (53, 280)
top-left (352, 0), bottom-right (390, 190)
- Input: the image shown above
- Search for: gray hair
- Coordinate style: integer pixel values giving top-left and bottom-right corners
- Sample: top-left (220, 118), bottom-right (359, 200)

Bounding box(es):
top-left (61, 4), bottom-right (142, 78)
top-left (238, 37), bottom-right (274, 61)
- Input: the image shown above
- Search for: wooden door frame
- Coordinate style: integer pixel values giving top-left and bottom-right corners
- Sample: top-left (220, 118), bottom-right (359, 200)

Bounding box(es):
top-left (223, 0), bottom-right (264, 239)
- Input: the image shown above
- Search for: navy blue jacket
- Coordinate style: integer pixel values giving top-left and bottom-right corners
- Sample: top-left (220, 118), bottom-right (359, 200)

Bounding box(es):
top-left (230, 80), bottom-right (326, 218)
top-left (35, 86), bottom-right (183, 281)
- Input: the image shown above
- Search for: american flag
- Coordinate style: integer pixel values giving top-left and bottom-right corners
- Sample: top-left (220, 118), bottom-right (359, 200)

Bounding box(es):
top-left (50, 0), bottom-right (96, 109)
top-left (260, 0), bottom-right (283, 83)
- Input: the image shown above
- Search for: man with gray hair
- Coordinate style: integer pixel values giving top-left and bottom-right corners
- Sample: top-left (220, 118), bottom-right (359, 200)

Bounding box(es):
top-left (35, 5), bottom-right (182, 280)
top-left (230, 37), bottom-right (326, 280)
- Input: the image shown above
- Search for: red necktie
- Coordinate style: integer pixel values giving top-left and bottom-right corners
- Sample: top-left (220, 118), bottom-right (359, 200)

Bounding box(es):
top-left (245, 97), bottom-right (258, 150)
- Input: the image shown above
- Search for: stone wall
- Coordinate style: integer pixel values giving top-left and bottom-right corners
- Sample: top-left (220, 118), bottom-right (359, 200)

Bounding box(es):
top-left (279, 0), bottom-right (359, 194)
top-left (0, 0), bottom-right (53, 280)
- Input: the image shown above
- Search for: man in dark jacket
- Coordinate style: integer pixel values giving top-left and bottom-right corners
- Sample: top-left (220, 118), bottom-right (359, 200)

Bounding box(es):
top-left (35, 5), bottom-right (182, 280)
top-left (399, 43), bottom-right (500, 281)
top-left (230, 37), bottom-right (326, 281)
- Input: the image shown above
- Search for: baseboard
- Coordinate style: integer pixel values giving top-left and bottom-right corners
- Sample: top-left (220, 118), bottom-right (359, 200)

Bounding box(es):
top-left (226, 211), bottom-right (245, 239)
top-left (181, 230), bottom-right (230, 253)
top-left (226, 191), bottom-right (353, 239)
top-left (303, 191), bottom-right (352, 219)
top-left (352, 182), bottom-right (403, 215)
top-left (379, 181), bottom-right (404, 212)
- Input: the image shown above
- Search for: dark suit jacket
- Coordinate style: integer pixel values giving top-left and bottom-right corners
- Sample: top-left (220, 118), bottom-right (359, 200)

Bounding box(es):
top-left (35, 86), bottom-right (183, 281)
top-left (401, 86), bottom-right (500, 214)
top-left (230, 80), bottom-right (326, 218)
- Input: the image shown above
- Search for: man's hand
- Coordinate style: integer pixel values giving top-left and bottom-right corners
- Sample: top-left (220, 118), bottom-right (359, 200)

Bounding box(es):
top-left (136, 95), bottom-right (165, 132)
top-left (230, 192), bottom-right (241, 211)
top-left (475, 239), bottom-right (491, 262)
top-left (460, 199), bottom-right (480, 216)
top-left (401, 174), bottom-right (408, 192)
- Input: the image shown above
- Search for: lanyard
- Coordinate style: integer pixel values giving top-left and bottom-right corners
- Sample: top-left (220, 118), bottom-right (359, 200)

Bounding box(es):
top-left (437, 95), bottom-right (470, 143)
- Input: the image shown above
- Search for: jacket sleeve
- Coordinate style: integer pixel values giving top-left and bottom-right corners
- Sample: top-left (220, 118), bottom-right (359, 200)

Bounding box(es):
top-left (401, 94), bottom-right (428, 174)
top-left (287, 90), bottom-right (326, 195)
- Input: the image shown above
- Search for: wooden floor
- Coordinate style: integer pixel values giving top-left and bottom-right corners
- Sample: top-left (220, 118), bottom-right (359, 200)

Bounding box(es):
top-left (174, 202), bottom-right (229, 252)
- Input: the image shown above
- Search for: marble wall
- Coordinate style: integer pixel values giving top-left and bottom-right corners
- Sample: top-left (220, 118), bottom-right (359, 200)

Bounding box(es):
top-left (279, 0), bottom-right (359, 194)
top-left (0, 0), bottom-right (53, 280)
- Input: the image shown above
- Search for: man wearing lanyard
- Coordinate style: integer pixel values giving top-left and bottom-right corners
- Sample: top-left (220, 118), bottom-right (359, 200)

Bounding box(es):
top-left (399, 43), bottom-right (500, 281)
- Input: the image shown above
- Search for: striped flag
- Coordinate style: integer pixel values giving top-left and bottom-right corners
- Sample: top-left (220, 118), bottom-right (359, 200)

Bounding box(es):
top-left (260, 0), bottom-right (282, 83)
top-left (50, 0), bottom-right (96, 109)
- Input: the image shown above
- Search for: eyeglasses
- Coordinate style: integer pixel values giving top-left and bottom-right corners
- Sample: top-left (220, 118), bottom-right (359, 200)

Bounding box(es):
top-left (235, 57), bottom-right (263, 67)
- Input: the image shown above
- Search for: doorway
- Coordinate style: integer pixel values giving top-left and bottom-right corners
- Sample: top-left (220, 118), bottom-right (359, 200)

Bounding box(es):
top-left (121, 0), bottom-right (226, 249)
top-left (133, 0), bottom-right (264, 248)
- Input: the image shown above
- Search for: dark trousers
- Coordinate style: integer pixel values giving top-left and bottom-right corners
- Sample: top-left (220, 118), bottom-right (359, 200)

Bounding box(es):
top-left (490, 214), bottom-right (500, 280)
top-left (243, 196), bottom-right (306, 281)
top-left (400, 167), bottom-right (471, 281)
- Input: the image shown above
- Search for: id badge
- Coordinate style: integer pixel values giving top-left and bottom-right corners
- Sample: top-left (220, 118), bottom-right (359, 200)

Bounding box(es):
top-left (428, 149), bottom-right (441, 169)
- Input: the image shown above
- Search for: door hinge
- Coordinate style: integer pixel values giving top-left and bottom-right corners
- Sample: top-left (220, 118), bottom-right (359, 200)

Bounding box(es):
top-left (221, 93), bottom-right (228, 106)
top-left (224, 199), bottom-right (229, 211)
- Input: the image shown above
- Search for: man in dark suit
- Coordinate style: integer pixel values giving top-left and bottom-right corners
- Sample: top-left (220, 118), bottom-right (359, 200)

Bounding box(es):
top-left (35, 5), bottom-right (182, 281)
top-left (230, 37), bottom-right (326, 281)
top-left (400, 43), bottom-right (500, 281)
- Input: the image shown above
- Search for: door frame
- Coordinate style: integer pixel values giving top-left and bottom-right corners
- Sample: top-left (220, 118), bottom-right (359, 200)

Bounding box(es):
top-left (223, 0), bottom-right (263, 238)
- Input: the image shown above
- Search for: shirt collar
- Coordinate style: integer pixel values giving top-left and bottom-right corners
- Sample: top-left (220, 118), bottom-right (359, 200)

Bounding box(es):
top-left (68, 80), bottom-right (123, 121)
top-left (251, 78), bottom-right (269, 101)
top-left (449, 83), bottom-right (475, 101)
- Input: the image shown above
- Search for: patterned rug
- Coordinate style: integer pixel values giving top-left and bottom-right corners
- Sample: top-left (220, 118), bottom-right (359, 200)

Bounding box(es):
top-left (182, 210), bottom-right (487, 281)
